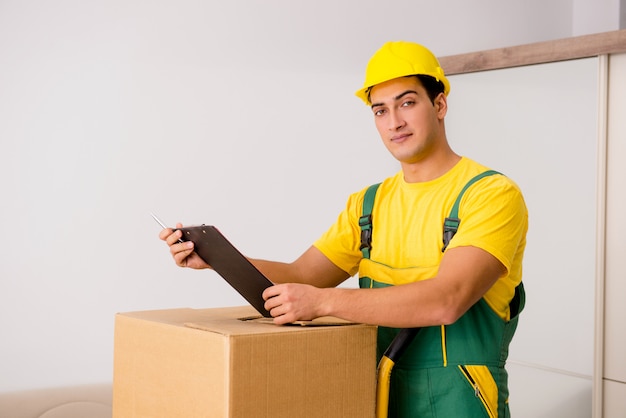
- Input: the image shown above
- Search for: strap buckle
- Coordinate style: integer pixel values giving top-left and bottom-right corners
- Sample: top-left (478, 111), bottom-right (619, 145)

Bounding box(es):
top-left (442, 217), bottom-right (460, 252)
top-left (359, 214), bottom-right (373, 253)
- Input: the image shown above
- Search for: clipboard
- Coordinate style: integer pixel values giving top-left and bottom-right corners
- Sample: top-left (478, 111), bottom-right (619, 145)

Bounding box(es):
top-left (175, 225), bottom-right (273, 317)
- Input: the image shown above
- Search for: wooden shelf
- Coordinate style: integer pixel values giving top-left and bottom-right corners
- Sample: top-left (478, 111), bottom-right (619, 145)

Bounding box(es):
top-left (440, 29), bottom-right (626, 75)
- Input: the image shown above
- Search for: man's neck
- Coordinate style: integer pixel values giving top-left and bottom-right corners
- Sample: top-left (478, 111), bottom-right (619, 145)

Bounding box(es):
top-left (401, 152), bottom-right (461, 183)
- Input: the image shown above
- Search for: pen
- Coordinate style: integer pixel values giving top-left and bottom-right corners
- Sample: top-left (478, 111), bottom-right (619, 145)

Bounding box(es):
top-left (150, 212), bottom-right (184, 243)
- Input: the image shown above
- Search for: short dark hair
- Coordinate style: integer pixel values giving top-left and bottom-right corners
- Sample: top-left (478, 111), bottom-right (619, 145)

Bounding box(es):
top-left (366, 74), bottom-right (445, 105)
top-left (415, 75), bottom-right (445, 104)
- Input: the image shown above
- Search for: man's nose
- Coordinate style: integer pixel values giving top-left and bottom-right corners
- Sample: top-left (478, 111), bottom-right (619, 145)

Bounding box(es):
top-left (388, 110), bottom-right (405, 131)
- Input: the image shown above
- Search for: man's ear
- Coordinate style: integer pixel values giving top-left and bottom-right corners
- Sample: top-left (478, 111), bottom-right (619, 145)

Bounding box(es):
top-left (434, 93), bottom-right (447, 119)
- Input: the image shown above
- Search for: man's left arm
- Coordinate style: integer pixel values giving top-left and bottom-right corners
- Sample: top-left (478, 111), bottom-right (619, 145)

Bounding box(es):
top-left (264, 245), bottom-right (504, 327)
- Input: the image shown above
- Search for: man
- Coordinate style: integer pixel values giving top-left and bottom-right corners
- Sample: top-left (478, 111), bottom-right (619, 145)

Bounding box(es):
top-left (161, 41), bottom-right (528, 417)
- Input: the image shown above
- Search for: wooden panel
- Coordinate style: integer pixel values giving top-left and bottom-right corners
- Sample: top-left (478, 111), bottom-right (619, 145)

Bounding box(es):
top-left (440, 29), bottom-right (626, 75)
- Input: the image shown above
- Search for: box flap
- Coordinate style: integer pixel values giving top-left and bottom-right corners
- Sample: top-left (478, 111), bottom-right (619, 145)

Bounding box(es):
top-left (116, 306), bottom-right (367, 337)
top-left (185, 315), bottom-right (358, 335)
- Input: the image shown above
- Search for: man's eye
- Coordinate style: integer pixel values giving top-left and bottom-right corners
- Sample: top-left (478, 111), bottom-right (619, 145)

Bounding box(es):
top-left (374, 109), bottom-right (386, 116)
top-left (401, 100), bottom-right (415, 107)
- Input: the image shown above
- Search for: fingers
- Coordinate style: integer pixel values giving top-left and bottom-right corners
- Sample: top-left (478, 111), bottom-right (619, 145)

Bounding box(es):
top-left (158, 222), bottom-right (185, 242)
top-left (263, 285), bottom-right (287, 322)
top-left (157, 223), bottom-right (193, 266)
top-left (166, 229), bottom-right (184, 245)
top-left (158, 221), bottom-right (209, 270)
top-left (263, 284), bottom-right (315, 325)
top-left (158, 227), bottom-right (172, 241)
top-left (262, 285), bottom-right (281, 301)
top-left (158, 226), bottom-right (187, 248)
top-left (158, 226), bottom-right (180, 242)
top-left (171, 241), bottom-right (195, 267)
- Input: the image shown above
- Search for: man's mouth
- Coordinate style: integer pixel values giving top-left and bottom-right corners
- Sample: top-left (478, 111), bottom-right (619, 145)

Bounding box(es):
top-left (390, 133), bottom-right (411, 142)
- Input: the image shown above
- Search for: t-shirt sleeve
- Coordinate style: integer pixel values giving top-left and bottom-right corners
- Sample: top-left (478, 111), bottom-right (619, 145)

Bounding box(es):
top-left (313, 190), bottom-right (365, 277)
top-left (447, 175), bottom-right (528, 275)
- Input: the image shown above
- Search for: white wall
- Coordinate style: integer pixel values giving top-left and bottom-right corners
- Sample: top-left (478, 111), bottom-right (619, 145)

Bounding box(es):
top-left (0, 0), bottom-right (618, 394)
top-left (572, 0), bottom-right (625, 35)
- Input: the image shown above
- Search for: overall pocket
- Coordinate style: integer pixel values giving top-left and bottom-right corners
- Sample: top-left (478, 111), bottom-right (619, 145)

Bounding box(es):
top-left (458, 365), bottom-right (498, 418)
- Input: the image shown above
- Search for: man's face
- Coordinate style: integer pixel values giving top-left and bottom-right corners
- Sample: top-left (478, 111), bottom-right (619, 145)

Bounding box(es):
top-left (369, 76), bottom-right (446, 165)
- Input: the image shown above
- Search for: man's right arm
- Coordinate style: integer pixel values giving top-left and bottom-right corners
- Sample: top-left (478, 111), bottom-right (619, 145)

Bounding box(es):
top-left (159, 225), bottom-right (350, 289)
top-left (251, 245), bottom-right (351, 288)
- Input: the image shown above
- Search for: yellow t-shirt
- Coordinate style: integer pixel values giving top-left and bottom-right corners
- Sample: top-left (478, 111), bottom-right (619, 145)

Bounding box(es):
top-left (314, 157), bottom-right (528, 321)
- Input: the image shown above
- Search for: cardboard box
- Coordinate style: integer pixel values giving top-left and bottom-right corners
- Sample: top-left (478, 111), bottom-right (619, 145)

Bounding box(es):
top-left (113, 306), bottom-right (377, 418)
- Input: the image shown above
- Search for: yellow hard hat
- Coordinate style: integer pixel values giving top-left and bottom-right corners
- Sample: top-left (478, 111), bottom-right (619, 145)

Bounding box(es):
top-left (355, 41), bottom-right (450, 105)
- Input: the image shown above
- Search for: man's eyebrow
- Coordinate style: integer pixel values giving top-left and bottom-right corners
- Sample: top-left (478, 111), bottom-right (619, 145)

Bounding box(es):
top-left (370, 90), bottom-right (418, 109)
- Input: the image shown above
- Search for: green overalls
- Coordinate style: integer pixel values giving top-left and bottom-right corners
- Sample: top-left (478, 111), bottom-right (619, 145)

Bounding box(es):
top-left (358, 171), bottom-right (525, 418)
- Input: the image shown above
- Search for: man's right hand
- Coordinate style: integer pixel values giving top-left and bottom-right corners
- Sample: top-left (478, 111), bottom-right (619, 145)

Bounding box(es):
top-left (158, 223), bottom-right (211, 269)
